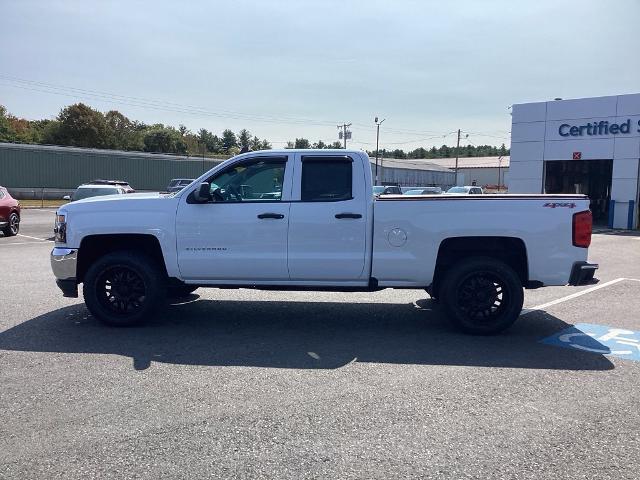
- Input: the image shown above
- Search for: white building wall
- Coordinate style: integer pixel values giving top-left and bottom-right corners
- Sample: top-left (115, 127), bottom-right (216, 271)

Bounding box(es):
top-left (459, 167), bottom-right (509, 188)
top-left (511, 94), bottom-right (640, 229)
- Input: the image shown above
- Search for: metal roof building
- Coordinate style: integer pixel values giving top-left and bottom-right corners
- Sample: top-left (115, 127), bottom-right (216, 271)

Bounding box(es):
top-left (0, 142), bottom-right (225, 191)
top-left (373, 156), bottom-right (510, 188)
top-left (369, 157), bottom-right (457, 188)
top-left (0, 142), bottom-right (505, 195)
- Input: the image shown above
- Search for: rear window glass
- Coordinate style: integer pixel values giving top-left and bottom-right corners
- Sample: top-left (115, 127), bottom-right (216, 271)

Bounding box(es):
top-left (301, 157), bottom-right (352, 202)
top-left (72, 187), bottom-right (121, 201)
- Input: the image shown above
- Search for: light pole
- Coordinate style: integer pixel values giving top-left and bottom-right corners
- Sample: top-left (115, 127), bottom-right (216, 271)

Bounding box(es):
top-left (454, 129), bottom-right (468, 186)
top-left (375, 117), bottom-right (385, 184)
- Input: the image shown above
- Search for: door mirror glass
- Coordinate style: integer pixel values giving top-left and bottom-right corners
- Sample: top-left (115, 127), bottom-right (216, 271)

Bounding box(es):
top-left (193, 182), bottom-right (211, 203)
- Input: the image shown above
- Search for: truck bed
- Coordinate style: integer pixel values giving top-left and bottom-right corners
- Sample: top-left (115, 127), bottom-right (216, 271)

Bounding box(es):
top-left (372, 194), bottom-right (590, 287)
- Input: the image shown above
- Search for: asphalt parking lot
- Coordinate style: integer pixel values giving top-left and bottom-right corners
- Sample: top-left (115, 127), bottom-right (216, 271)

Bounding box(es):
top-left (1, 209), bottom-right (639, 479)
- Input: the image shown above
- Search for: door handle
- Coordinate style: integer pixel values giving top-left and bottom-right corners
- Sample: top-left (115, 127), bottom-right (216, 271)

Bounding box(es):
top-left (257, 213), bottom-right (285, 219)
top-left (335, 213), bottom-right (362, 219)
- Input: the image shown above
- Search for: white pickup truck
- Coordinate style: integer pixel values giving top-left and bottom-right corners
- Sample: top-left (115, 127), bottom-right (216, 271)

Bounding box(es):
top-left (51, 149), bottom-right (597, 334)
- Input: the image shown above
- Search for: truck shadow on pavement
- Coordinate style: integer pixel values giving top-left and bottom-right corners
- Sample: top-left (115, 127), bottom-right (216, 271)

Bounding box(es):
top-left (0, 296), bottom-right (614, 371)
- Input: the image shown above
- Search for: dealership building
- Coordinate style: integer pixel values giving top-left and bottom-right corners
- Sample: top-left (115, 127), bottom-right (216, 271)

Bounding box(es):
top-left (510, 93), bottom-right (640, 229)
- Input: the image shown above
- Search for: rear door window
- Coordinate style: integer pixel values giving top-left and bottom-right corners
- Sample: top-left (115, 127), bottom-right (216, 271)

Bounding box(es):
top-left (301, 157), bottom-right (352, 202)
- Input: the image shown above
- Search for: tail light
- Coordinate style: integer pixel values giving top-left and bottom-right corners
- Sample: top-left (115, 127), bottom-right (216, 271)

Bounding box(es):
top-left (572, 210), bottom-right (592, 248)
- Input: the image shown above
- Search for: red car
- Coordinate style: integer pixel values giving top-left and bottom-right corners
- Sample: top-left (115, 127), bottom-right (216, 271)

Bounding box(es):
top-left (0, 187), bottom-right (20, 237)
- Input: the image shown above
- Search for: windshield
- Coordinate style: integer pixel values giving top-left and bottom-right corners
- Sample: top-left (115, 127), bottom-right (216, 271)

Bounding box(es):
top-left (72, 187), bottom-right (120, 201)
top-left (372, 186), bottom-right (385, 194)
top-left (404, 190), bottom-right (423, 195)
top-left (447, 187), bottom-right (469, 194)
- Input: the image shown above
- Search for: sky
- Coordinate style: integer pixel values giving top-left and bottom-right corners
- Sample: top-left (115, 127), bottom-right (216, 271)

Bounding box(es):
top-left (1, 0), bottom-right (639, 151)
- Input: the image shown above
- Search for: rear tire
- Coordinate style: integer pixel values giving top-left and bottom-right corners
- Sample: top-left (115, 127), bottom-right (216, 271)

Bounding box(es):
top-left (2, 212), bottom-right (19, 237)
top-left (440, 256), bottom-right (524, 335)
top-left (83, 250), bottom-right (166, 327)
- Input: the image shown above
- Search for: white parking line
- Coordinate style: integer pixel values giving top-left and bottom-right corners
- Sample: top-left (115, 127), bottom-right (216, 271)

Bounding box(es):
top-left (17, 234), bottom-right (53, 242)
top-left (0, 241), bottom-right (52, 246)
top-left (521, 277), bottom-right (636, 316)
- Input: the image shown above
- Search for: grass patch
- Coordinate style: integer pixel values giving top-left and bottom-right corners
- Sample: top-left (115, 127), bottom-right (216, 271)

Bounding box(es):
top-left (19, 199), bottom-right (69, 208)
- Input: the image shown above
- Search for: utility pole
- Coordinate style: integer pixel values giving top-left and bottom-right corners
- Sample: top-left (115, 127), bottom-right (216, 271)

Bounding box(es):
top-left (454, 128), bottom-right (461, 185)
top-left (337, 123), bottom-right (352, 149)
top-left (453, 129), bottom-right (468, 186)
top-left (201, 141), bottom-right (206, 172)
top-left (375, 117), bottom-right (385, 184)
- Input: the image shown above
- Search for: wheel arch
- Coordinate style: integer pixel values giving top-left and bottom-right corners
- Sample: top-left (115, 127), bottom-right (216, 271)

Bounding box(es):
top-left (431, 236), bottom-right (529, 297)
top-left (77, 234), bottom-right (168, 283)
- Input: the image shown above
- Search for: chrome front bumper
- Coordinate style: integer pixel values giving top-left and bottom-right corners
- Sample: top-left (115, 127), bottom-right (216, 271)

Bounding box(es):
top-left (51, 247), bottom-right (78, 297)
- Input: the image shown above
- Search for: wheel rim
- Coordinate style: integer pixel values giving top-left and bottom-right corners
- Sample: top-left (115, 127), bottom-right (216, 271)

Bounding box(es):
top-left (9, 214), bottom-right (19, 235)
top-left (96, 265), bottom-right (146, 315)
top-left (456, 271), bottom-right (509, 324)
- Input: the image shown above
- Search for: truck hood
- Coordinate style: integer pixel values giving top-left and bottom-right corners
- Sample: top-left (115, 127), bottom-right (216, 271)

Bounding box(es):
top-left (59, 192), bottom-right (176, 215)
top-left (71, 192), bottom-right (164, 205)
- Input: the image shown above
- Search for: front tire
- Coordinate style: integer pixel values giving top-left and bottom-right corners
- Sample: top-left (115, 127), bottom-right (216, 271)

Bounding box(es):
top-left (83, 251), bottom-right (166, 327)
top-left (440, 257), bottom-right (524, 335)
top-left (2, 212), bottom-right (19, 237)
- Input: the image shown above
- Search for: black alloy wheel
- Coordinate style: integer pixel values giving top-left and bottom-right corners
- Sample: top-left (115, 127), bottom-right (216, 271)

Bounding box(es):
top-left (96, 265), bottom-right (147, 315)
top-left (456, 271), bottom-right (508, 322)
top-left (441, 257), bottom-right (524, 335)
top-left (83, 250), bottom-right (166, 326)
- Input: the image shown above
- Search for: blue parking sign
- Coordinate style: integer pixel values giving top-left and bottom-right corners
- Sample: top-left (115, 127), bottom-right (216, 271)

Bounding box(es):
top-left (541, 323), bottom-right (640, 362)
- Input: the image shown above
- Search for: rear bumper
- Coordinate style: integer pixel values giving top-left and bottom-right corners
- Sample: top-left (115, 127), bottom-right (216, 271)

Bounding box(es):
top-left (568, 261), bottom-right (599, 286)
top-left (51, 247), bottom-right (78, 298)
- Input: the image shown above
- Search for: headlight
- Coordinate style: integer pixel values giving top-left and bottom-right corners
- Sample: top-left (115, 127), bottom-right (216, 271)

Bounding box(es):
top-left (54, 214), bottom-right (67, 243)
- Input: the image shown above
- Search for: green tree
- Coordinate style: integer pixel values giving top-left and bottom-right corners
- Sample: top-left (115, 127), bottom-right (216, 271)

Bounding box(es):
top-left (250, 136), bottom-right (263, 150)
top-left (143, 125), bottom-right (187, 154)
top-left (313, 140), bottom-right (327, 149)
top-left (438, 145), bottom-right (451, 157)
top-left (221, 129), bottom-right (238, 153)
top-left (0, 106), bottom-right (13, 142)
top-left (329, 141), bottom-right (343, 149)
top-left (294, 138), bottom-right (311, 149)
top-left (51, 103), bottom-right (109, 148)
top-left (260, 139), bottom-right (272, 150)
top-left (28, 119), bottom-right (54, 144)
top-left (408, 147), bottom-right (428, 159)
top-left (104, 110), bottom-right (137, 150)
top-left (238, 129), bottom-right (252, 149)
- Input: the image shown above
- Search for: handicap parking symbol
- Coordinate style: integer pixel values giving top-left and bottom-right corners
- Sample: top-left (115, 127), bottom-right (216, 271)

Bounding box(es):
top-left (541, 323), bottom-right (640, 362)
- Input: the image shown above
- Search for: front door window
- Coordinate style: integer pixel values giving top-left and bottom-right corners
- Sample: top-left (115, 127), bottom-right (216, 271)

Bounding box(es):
top-left (207, 159), bottom-right (286, 202)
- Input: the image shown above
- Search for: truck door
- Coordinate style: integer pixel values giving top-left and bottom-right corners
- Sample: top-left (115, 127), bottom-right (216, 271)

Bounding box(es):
top-left (287, 154), bottom-right (368, 281)
top-left (176, 155), bottom-right (292, 281)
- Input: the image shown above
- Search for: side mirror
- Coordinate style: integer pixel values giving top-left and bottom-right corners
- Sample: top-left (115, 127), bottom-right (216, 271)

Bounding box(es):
top-left (62, 195), bottom-right (71, 201)
top-left (192, 182), bottom-right (211, 203)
